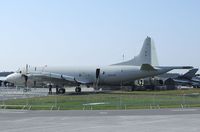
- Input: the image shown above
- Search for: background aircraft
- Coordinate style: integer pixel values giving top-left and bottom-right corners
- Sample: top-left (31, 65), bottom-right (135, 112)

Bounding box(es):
top-left (165, 68), bottom-right (200, 88)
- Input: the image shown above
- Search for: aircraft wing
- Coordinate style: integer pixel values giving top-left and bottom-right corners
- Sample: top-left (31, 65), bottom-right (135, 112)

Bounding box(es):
top-left (173, 79), bottom-right (200, 86)
top-left (28, 72), bottom-right (92, 86)
top-left (173, 79), bottom-right (190, 83)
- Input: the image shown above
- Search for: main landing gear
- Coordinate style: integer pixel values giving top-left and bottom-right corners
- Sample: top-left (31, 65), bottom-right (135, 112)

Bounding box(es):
top-left (48, 85), bottom-right (66, 95)
top-left (48, 85), bottom-right (81, 94)
top-left (75, 86), bottom-right (81, 93)
top-left (58, 88), bottom-right (66, 94)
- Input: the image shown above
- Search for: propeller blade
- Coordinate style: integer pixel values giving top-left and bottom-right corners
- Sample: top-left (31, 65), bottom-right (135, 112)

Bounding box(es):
top-left (26, 64), bottom-right (28, 74)
top-left (25, 75), bottom-right (28, 87)
top-left (23, 64), bottom-right (29, 87)
top-left (22, 74), bottom-right (28, 87)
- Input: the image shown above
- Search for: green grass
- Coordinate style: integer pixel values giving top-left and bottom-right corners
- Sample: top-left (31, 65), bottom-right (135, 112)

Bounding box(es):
top-left (1, 89), bottom-right (200, 110)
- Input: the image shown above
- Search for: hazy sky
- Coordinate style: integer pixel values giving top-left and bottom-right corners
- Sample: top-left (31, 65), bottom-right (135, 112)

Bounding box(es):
top-left (0, 0), bottom-right (200, 73)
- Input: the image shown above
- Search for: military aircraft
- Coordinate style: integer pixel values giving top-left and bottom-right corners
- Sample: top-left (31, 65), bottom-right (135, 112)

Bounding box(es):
top-left (4, 37), bottom-right (193, 94)
top-left (165, 68), bottom-right (200, 88)
top-left (5, 63), bottom-right (192, 94)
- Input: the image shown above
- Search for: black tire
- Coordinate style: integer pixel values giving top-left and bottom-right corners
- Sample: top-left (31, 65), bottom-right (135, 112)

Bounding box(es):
top-left (75, 87), bottom-right (81, 93)
top-left (78, 87), bottom-right (81, 93)
top-left (58, 88), bottom-right (66, 94)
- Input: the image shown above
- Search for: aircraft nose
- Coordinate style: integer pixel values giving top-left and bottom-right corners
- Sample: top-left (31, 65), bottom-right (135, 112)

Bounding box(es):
top-left (5, 74), bottom-right (15, 83)
top-left (6, 73), bottom-right (21, 83)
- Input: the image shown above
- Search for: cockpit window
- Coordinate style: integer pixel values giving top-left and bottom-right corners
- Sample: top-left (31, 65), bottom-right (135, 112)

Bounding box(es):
top-left (16, 68), bottom-right (22, 74)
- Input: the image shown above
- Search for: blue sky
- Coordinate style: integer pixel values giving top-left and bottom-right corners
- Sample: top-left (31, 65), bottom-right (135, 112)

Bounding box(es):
top-left (0, 0), bottom-right (200, 72)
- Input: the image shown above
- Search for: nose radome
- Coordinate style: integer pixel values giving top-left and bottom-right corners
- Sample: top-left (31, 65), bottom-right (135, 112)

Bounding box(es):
top-left (5, 74), bottom-right (14, 83)
top-left (5, 73), bottom-right (20, 83)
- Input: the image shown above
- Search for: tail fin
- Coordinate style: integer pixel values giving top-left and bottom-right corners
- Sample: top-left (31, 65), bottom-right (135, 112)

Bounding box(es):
top-left (182, 68), bottom-right (199, 79)
top-left (113, 36), bottom-right (159, 66)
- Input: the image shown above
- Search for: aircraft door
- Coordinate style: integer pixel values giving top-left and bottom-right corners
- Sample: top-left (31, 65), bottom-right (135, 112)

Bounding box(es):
top-left (94, 68), bottom-right (100, 89)
top-left (96, 68), bottom-right (100, 79)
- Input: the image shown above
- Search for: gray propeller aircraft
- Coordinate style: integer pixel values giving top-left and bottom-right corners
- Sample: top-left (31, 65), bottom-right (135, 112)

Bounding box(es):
top-left (4, 37), bottom-right (193, 94)
top-left (5, 64), bottom-right (192, 94)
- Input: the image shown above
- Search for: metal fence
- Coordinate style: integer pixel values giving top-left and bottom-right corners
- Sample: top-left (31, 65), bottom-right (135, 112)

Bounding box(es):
top-left (1, 87), bottom-right (200, 110)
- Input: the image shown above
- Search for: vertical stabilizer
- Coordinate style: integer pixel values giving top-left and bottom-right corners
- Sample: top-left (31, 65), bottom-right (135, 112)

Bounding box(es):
top-left (113, 36), bottom-right (159, 66)
top-left (181, 68), bottom-right (199, 79)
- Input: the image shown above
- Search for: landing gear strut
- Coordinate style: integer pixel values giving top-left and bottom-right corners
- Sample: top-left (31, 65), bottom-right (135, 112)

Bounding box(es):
top-left (49, 85), bottom-right (52, 95)
top-left (75, 86), bottom-right (81, 93)
top-left (56, 85), bottom-right (59, 94)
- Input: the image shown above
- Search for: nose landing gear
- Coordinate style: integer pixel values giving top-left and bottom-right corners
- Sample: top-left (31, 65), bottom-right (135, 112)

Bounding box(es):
top-left (48, 85), bottom-right (53, 95)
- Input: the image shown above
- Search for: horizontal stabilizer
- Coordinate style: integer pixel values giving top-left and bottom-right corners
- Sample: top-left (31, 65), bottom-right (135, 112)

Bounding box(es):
top-left (181, 66), bottom-right (194, 69)
top-left (140, 64), bottom-right (156, 71)
top-left (157, 66), bottom-right (193, 70)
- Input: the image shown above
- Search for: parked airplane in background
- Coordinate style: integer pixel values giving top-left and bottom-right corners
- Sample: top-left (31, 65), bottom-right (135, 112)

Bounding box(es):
top-left (165, 68), bottom-right (200, 88)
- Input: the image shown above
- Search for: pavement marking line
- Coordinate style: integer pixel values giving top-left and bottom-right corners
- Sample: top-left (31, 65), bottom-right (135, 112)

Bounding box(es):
top-left (0, 110), bottom-right (27, 114)
top-left (83, 102), bottom-right (109, 106)
top-left (171, 109), bottom-right (199, 112)
top-left (99, 112), bottom-right (108, 115)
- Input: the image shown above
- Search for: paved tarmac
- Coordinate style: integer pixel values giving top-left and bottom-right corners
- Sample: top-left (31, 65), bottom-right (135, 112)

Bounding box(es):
top-left (0, 108), bottom-right (200, 132)
top-left (1, 87), bottom-right (200, 132)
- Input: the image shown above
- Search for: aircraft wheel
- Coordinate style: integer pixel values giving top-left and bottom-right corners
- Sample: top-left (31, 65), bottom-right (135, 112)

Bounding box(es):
top-left (75, 87), bottom-right (81, 93)
top-left (58, 88), bottom-right (66, 94)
